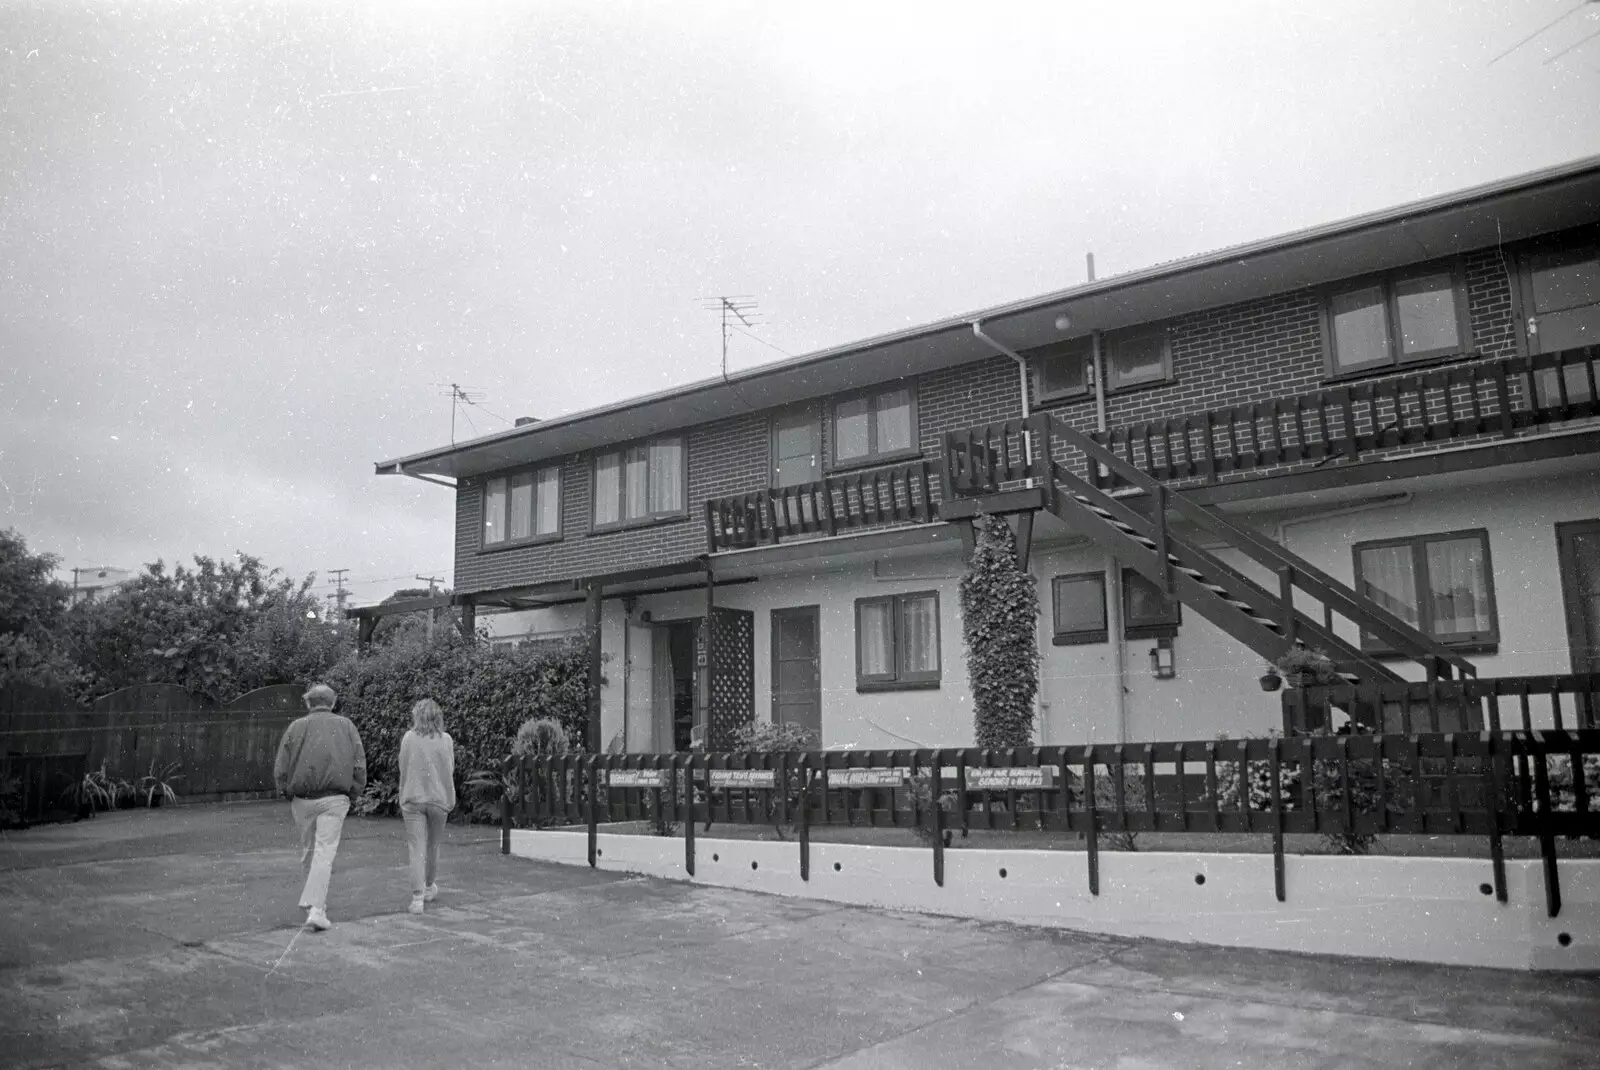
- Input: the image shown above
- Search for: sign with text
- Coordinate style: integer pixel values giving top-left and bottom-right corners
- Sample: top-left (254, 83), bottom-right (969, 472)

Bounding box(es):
top-left (707, 769), bottom-right (776, 789)
top-left (827, 768), bottom-right (911, 788)
top-left (942, 767), bottom-right (1057, 790)
top-left (607, 769), bottom-right (668, 789)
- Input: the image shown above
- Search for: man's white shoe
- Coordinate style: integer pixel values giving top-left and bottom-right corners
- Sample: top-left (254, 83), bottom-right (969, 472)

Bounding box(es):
top-left (408, 896), bottom-right (425, 915)
top-left (305, 907), bottom-right (332, 931)
top-left (423, 883), bottom-right (439, 902)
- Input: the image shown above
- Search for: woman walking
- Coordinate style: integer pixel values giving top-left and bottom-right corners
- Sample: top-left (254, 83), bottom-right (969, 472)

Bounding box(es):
top-left (398, 698), bottom-right (456, 914)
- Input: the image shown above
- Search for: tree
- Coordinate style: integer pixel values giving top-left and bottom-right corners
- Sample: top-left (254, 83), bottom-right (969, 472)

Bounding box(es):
top-left (959, 514), bottom-right (1040, 750)
top-left (71, 553), bottom-right (350, 702)
top-left (0, 529), bottom-right (82, 695)
top-left (370, 587), bottom-right (445, 645)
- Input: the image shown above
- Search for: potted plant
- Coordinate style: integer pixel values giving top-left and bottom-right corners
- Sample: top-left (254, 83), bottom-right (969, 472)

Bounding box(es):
top-left (1273, 646), bottom-right (1342, 689)
top-left (1259, 665), bottom-right (1283, 692)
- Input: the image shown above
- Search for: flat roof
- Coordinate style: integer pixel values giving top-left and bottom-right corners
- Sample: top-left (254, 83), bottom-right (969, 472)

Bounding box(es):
top-left (378, 153), bottom-right (1600, 481)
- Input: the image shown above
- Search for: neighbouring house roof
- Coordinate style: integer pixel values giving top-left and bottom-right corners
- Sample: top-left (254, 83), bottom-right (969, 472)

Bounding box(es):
top-left (376, 153), bottom-right (1600, 482)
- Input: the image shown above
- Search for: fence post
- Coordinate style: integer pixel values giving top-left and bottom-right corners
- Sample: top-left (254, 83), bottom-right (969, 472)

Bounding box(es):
top-left (930, 749), bottom-right (945, 888)
top-left (798, 754), bottom-right (810, 882)
top-left (500, 755), bottom-right (513, 855)
top-left (1485, 732), bottom-right (1507, 904)
top-left (684, 752), bottom-right (696, 877)
top-left (1269, 740), bottom-right (1286, 903)
top-left (586, 757), bottom-right (599, 868)
top-left (1531, 747), bottom-right (1561, 918)
top-left (1083, 745), bottom-right (1099, 897)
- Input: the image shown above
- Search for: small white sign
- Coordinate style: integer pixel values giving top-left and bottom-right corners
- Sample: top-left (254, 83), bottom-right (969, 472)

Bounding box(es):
top-left (607, 770), bottom-right (668, 789)
top-left (827, 768), bottom-right (911, 788)
top-left (708, 769), bottom-right (776, 788)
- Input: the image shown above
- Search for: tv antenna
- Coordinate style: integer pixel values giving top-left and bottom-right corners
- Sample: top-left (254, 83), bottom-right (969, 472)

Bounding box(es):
top-left (699, 296), bottom-right (762, 380)
top-left (433, 382), bottom-right (486, 444)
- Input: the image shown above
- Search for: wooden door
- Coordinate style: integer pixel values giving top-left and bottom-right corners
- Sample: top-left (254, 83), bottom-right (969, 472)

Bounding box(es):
top-left (771, 606), bottom-right (821, 742)
top-left (1558, 520), bottom-right (1600, 674)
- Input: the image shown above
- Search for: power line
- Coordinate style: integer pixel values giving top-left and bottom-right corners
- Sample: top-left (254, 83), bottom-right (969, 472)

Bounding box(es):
top-left (1488, 1), bottom-right (1593, 64)
top-left (1544, 23), bottom-right (1600, 63)
top-left (730, 323), bottom-right (795, 360)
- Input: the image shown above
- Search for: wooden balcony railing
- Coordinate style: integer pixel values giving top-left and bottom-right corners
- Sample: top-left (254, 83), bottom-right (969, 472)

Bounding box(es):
top-left (1083, 345), bottom-right (1600, 489)
top-left (705, 459), bottom-right (939, 553)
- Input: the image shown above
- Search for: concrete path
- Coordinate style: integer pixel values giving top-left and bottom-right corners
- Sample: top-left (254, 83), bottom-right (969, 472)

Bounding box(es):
top-left (1, 803), bottom-right (1596, 1069)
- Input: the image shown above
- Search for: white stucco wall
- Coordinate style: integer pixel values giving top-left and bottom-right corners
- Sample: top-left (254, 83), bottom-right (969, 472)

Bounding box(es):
top-left (483, 471), bottom-right (1599, 750)
top-left (511, 829), bottom-right (1600, 972)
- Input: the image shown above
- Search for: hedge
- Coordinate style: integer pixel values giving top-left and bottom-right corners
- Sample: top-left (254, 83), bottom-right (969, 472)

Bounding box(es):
top-left (322, 630), bottom-right (589, 813)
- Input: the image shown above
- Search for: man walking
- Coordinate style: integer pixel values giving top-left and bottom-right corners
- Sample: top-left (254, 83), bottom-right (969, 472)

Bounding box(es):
top-left (274, 683), bottom-right (366, 931)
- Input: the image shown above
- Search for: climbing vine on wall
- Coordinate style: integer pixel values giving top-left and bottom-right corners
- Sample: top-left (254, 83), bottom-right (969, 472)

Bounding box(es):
top-left (959, 513), bottom-right (1040, 749)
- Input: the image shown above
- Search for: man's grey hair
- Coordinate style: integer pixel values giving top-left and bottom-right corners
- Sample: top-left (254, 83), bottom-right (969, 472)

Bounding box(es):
top-left (303, 683), bottom-right (337, 710)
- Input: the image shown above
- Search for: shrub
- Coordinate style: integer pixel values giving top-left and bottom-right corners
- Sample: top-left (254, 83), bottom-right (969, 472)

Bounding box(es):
top-left (960, 513), bottom-right (1039, 750)
top-left (324, 628), bottom-right (589, 822)
top-left (725, 719), bottom-right (818, 840)
top-left (513, 717), bottom-right (573, 758)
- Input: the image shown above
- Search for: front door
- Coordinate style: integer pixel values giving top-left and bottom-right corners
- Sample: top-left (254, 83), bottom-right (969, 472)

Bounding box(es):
top-left (1558, 520), bottom-right (1600, 674)
top-left (771, 606), bottom-right (822, 742)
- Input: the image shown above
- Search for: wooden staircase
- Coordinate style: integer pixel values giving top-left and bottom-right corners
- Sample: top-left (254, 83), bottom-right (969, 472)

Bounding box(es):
top-left (944, 414), bottom-right (1477, 687)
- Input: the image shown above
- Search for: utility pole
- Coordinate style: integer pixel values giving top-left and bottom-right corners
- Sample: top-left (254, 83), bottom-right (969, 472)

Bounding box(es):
top-left (416, 573), bottom-right (445, 638)
top-left (327, 569), bottom-right (349, 626)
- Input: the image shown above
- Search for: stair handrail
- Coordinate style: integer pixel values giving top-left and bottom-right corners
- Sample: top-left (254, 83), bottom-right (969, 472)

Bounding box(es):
top-left (1041, 413), bottom-right (1477, 680)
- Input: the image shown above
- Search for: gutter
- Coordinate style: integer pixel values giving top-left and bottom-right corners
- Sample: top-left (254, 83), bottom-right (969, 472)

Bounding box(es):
top-left (969, 320), bottom-right (1033, 464)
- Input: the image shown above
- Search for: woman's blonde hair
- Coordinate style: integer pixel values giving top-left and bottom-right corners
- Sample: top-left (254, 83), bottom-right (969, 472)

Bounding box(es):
top-left (410, 698), bottom-right (445, 737)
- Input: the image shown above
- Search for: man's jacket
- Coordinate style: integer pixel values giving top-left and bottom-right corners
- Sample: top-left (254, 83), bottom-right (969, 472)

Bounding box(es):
top-left (274, 711), bottom-right (368, 799)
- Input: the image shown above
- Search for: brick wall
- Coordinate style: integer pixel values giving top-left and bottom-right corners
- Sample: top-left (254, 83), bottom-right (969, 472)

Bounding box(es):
top-left (452, 238), bottom-right (1550, 596)
top-left (454, 358), bottom-right (1021, 594)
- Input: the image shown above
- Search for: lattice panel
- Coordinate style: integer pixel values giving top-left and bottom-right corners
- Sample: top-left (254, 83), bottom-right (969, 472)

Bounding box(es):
top-left (708, 607), bottom-right (754, 751)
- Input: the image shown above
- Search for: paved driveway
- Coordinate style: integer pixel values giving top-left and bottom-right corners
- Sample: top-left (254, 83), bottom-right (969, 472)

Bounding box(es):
top-left (1, 802), bottom-right (1596, 1069)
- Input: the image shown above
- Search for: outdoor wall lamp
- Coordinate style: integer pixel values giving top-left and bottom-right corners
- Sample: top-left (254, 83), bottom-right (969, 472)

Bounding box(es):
top-left (1149, 637), bottom-right (1176, 680)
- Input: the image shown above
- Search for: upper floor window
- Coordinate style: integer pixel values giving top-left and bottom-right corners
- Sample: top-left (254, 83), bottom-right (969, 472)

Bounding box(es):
top-left (1326, 264), bottom-right (1471, 375)
top-left (482, 466), bottom-right (561, 547)
top-left (1353, 529), bottom-right (1498, 651)
top-left (832, 385), bottom-right (917, 469)
top-left (772, 409), bottom-right (821, 488)
top-left (592, 436), bottom-right (685, 529)
top-left (1031, 328), bottom-right (1172, 404)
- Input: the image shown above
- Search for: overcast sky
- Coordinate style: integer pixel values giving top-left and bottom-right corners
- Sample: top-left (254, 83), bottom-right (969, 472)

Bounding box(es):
top-left (3, 0), bottom-right (1598, 609)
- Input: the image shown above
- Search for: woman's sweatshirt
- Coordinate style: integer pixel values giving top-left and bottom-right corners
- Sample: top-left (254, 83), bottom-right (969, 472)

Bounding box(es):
top-left (398, 729), bottom-right (457, 810)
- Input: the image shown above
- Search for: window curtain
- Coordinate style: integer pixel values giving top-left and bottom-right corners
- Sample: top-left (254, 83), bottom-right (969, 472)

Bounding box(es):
top-left (1358, 545), bottom-right (1419, 627)
top-left (483, 477), bottom-right (507, 544)
top-left (593, 454), bottom-right (621, 526)
top-left (508, 473), bottom-right (534, 541)
top-left (1426, 538), bottom-right (1491, 638)
top-left (899, 595), bottom-right (938, 675)
top-left (858, 601), bottom-right (893, 677)
top-left (624, 446), bottom-right (650, 519)
top-left (535, 467), bottom-right (560, 535)
top-left (647, 440), bottom-right (683, 515)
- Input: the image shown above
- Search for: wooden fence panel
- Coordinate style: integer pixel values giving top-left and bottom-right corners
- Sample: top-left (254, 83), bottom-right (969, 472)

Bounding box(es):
top-left (2, 683), bottom-right (303, 804)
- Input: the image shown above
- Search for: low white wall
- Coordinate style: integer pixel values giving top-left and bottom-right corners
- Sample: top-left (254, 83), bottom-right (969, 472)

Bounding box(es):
top-left (511, 829), bottom-right (1600, 973)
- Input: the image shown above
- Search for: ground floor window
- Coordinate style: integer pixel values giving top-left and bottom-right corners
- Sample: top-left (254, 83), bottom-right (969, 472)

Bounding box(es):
top-left (855, 591), bottom-right (940, 690)
top-left (1052, 572), bottom-right (1108, 644)
top-left (1353, 529), bottom-right (1498, 651)
top-left (1122, 569), bottom-right (1181, 639)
